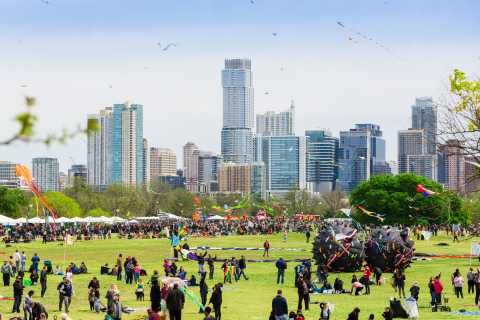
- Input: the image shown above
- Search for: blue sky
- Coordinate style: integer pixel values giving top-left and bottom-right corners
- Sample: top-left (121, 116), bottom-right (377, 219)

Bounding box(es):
top-left (1, 0), bottom-right (479, 172)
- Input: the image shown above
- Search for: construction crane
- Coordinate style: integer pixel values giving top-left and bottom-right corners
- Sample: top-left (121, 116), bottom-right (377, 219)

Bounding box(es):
top-left (71, 157), bottom-right (75, 165)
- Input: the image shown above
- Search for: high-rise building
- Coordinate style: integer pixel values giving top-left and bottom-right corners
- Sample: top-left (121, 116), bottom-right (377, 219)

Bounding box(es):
top-left (386, 160), bottom-right (398, 176)
top-left (218, 162), bottom-right (265, 199)
top-left (0, 161), bottom-right (21, 189)
top-left (444, 140), bottom-right (465, 191)
top-left (221, 58), bottom-right (254, 164)
top-left (256, 101), bottom-right (295, 136)
top-left (254, 135), bottom-right (307, 197)
top-left (465, 156), bottom-right (480, 193)
top-left (198, 152), bottom-right (222, 183)
top-left (397, 129), bottom-right (436, 181)
top-left (183, 142), bottom-right (202, 192)
top-left (59, 172), bottom-right (69, 191)
top-left (32, 157), bottom-right (59, 191)
top-left (87, 107), bottom-right (114, 189)
top-left (305, 130), bottom-right (339, 193)
top-left (68, 164), bottom-right (87, 183)
top-left (412, 97), bottom-right (437, 155)
top-left (155, 175), bottom-right (186, 190)
top-left (337, 124), bottom-right (385, 194)
top-left (150, 148), bottom-right (178, 179)
top-left (143, 138), bottom-right (150, 184)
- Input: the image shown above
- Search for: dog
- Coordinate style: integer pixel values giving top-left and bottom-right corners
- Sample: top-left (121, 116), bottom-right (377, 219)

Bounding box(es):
top-left (135, 291), bottom-right (145, 301)
top-left (6, 244), bottom-right (12, 247)
top-left (58, 243), bottom-right (64, 246)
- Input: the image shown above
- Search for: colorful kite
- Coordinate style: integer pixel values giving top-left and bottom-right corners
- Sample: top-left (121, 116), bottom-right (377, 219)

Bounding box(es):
top-left (163, 43), bottom-right (179, 51)
top-left (357, 205), bottom-right (385, 222)
top-left (194, 198), bottom-right (201, 204)
top-left (417, 185), bottom-right (442, 197)
top-left (272, 33), bottom-right (277, 36)
top-left (22, 85), bottom-right (27, 87)
top-left (227, 216), bottom-right (241, 224)
top-left (158, 43), bottom-right (161, 48)
top-left (337, 22), bottom-right (405, 61)
top-left (273, 202), bottom-right (283, 211)
top-left (145, 67), bottom-right (155, 71)
top-left (349, 38), bottom-right (358, 43)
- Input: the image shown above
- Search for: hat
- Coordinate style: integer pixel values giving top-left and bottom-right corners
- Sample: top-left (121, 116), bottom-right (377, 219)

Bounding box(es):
top-left (16, 276), bottom-right (21, 279)
top-left (4, 260), bottom-right (7, 262)
top-left (412, 281), bottom-right (418, 286)
top-left (114, 293), bottom-right (119, 296)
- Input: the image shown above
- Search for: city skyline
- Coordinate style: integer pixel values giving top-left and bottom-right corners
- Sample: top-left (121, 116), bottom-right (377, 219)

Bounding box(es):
top-left (1, 0), bottom-right (479, 173)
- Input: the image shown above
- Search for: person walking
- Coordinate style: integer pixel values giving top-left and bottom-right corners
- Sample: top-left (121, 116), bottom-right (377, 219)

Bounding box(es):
top-left (31, 253), bottom-right (40, 273)
top-left (23, 290), bottom-right (34, 320)
top-left (363, 265), bottom-right (371, 295)
top-left (238, 255), bottom-right (249, 280)
top-left (295, 273), bottom-right (309, 311)
top-left (40, 266), bottom-right (47, 297)
top-left (208, 284), bottom-right (222, 320)
top-left (2, 259), bottom-right (12, 286)
top-left (149, 279), bottom-right (161, 312)
top-left (13, 275), bottom-right (25, 313)
top-left (433, 276), bottom-right (443, 305)
top-left (195, 250), bottom-right (208, 277)
top-left (306, 231), bottom-right (310, 243)
top-left (59, 279), bottom-right (74, 313)
top-left (453, 231), bottom-right (460, 243)
top-left (263, 240), bottom-right (270, 257)
top-left (276, 257), bottom-right (286, 284)
top-left (109, 293), bottom-right (124, 320)
top-left (454, 272), bottom-right (464, 299)
top-left (116, 254), bottom-right (123, 281)
top-left (272, 289), bottom-right (288, 320)
top-left (207, 254), bottom-right (217, 280)
top-left (199, 272), bottom-right (208, 314)
top-left (166, 283), bottom-right (185, 320)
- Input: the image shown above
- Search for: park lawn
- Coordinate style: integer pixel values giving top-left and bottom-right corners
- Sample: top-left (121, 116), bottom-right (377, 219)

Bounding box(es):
top-left (0, 231), bottom-right (478, 320)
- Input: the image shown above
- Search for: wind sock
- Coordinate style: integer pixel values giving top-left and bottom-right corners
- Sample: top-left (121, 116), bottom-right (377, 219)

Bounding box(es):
top-left (65, 234), bottom-right (74, 245)
top-left (357, 205), bottom-right (385, 222)
top-left (417, 185), bottom-right (442, 197)
top-left (171, 234), bottom-right (179, 247)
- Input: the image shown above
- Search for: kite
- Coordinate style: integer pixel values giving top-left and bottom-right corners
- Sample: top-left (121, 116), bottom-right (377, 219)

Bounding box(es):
top-left (417, 185), bottom-right (442, 197)
top-left (265, 92), bottom-right (269, 95)
top-left (227, 216), bottom-right (241, 224)
top-left (288, 147), bottom-right (293, 151)
top-left (163, 43), bottom-right (179, 51)
top-left (281, 68), bottom-right (284, 70)
top-left (251, 0), bottom-right (254, 3)
top-left (357, 205), bottom-right (385, 221)
top-left (269, 194), bottom-right (280, 201)
top-left (22, 85), bottom-right (27, 87)
top-left (273, 202), bottom-right (283, 211)
top-left (349, 38), bottom-right (358, 43)
top-left (337, 22), bottom-right (405, 61)
top-left (109, 85), bottom-right (121, 94)
top-left (305, 153), bottom-right (346, 170)
top-left (194, 198), bottom-right (201, 204)
top-left (158, 43), bottom-right (161, 48)
top-left (272, 33), bottom-right (277, 36)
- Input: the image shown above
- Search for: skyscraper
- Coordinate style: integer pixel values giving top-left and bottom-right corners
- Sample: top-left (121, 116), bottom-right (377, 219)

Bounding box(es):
top-left (221, 58), bottom-right (254, 164)
top-left (150, 148), bottom-right (178, 179)
top-left (412, 97), bottom-right (437, 154)
top-left (183, 142), bottom-right (202, 192)
top-left (143, 138), bottom-right (150, 184)
top-left (68, 164), bottom-right (87, 183)
top-left (32, 157), bottom-right (59, 191)
top-left (444, 140), bottom-right (465, 191)
top-left (218, 162), bottom-right (265, 199)
top-left (0, 161), bottom-right (21, 189)
top-left (198, 151), bottom-right (222, 183)
top-left (397, 129), bottom-right (436, 181)
top-left (256, 101), bottom-right (295, 136)
top-left (305, 130), bottom-right (339, 193)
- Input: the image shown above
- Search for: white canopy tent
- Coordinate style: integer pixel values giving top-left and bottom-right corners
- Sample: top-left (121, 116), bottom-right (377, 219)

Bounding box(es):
top-left (208, 215), bottom-right (226, 220)
top-left (0, 214), bottom-right (19, 225)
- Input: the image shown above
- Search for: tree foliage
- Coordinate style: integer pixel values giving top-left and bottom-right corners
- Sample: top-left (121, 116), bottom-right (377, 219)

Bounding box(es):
top-left (0, 187), bottom-right (28, 218)
top-left (320, 189), bottom-right (349, 218)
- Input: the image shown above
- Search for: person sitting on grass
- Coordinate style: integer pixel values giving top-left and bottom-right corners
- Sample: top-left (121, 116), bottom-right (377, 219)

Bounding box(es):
top-left (54, 266), bottom-right (61, 275)
top-left (187, 275), bottom-right (198, 287)
top-left (334, 278), bottom-right (344, 294)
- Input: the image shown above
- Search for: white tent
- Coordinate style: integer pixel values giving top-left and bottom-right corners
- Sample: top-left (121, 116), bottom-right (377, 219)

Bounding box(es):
top-left (15, 218), bottom-right (27, 223)
top-left (208, 215), bottom-right (226, 220)
top-left (70, 217), bottom-right (88, 223)
top-left (26, 217), bottom-right (42, 224)
top-left (168, 213), bottom-right (182, 220)
top-left (0, 214), bottom-right (19, 225)
top-left (56, 217), bottom-right (71, 223)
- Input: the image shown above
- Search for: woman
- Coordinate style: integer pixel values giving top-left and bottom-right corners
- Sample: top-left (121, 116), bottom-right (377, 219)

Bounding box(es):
top-left (54, 266), bottom-right (62, 275)
top-left (454, 272), bottom-right (464, 298)
top-left (410, 281), bottom-right (420, 301)
top-left (334, 278), bottom-right (344, 294)
top-left (23, 290), bottom-right (34, 320)
top-left (467, 267), bottom-right (475, 295)
top-left (105, 283), bottom-right (120, 307)
top-left (199, 272), bottom-right (208, 314)
top-left (347, 307), bottom-right (361, 320)
top-left (178, 266), bottom-right (187, 280)
top-left (208, 284), bottom-right (222, 320)
top-left (382, 306), bottom-right (393, 320)
top-left (428, 276), bottom-right (436, 306)
top-left (30, 269), bottom-right (39, 285)
top-left (395, 269), bottom-right (406, 299)
top-left (160, 282), bottom-right (170, 316)
top-left (135, 279), bottom-right (144, 300)
top-left (134, 263), bottom-right (141, 284)
top-left (163, 260), bottom-right (170, 277)
top-left (170, 262), bottom-right (177, 277)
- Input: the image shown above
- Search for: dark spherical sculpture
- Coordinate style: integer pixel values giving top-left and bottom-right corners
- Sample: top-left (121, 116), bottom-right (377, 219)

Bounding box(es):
top-left (364, 226), bottom-right (415, 273)
top-left (312, 225), bottom-right (365, 272)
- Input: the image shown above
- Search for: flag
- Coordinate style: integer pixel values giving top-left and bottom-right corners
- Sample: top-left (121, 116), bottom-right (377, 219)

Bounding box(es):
top-left (65, 234), bottom-right (74, 245)
top-left (171, 234), bottom-right (179, 247)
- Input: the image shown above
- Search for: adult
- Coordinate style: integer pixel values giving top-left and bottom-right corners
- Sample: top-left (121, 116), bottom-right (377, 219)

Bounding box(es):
top-left (30, 270), bottom-right (39, 285)
top-left (382, 307), bottom-right (393, 320)
top-left (13, 249), bottom-right (21, 276)
top-left (433, 276), bottom-right (443, 305)
top-left (40, 266), bottom-right (47, 298)
top-left (350, 280), bottom-right (363, 296)
top-left (79, 262), bottom-right (88, 274)
top-left (272, 289), bottom-right (288, 320)
top-left (147, 308), bottom-right (160, 320)
top-left (454, 272), bottom-right (464, 299)
top-left (283, 230), bottom-right (288, 242)
top-left (166, 283), bottom-right (185, 320)
top-left (134, 263), bottom-right (141, 284)
top-left (203, 306), bottom-right (215, 320)
top-left (208, 284), bottom-right (222, 320)
top-left (373, 266), bottom-right (382, 285)
top-left (276, 257), bottom-right (286, 284)
top-left (207, 254), bottom-right (217, 280)
top-left (263, 240), bottom-right (270, 257)
top-left (31, 253), bottom-right (40, 273)
top-left (13, 275), bottom-right (25, 313)
top-left (306, 231), bottom-right (310, 243)
top-left (151, 270), bottom-right (161, 285)
top-left (395, 269), bottom-right (406, 299)
top-left (295, 273), bottom-right (309, 311)
top-left (116, 254), bottom-right (123, 281)
top-left (195, 250), bottom-right (208, 277)
top-left (467, 267), bottom-right (475, 296)
top-left (2, 259), bottom-right (12, 286)
top-left (160, 282), bottom-right (170, 317)
top-left (58, 279), bottom-right (74, 313)
top-left (294, 262), bottom-right (306, 286)
top-left (105, 283), bottom-right (120, 307)
top-left (125, 259), bottom-right (134, 284)
top-left (31, 302), bottom-right (48, 320)
top-left (347, 307), bottom-right (361, 320)
top-left (149, 279), bottom-right (161, 312)
top-left (21, 251), bottom-right (27, 272)
top-left (163, 260), bottom-right (170, 277)
top-left (363, 265), bottom-right (371, 295)
top-left (238, 255), bottom-right (249, 280)
top-left (474, 273), bottom-right (480, 305)
top-left (88, 277), bottom-right (101, 291)
top-left (109, 293), bottom-right (124, 320)
top-left (200, 272), bottom-right (208, 313)
top-left (23, 290), bottom-right (34, 320)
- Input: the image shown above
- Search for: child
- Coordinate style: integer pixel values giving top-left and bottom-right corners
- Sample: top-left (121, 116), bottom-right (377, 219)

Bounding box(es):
top-left (18, 267), bottom-right (25, 284)
top-left (134, 263), bottom-right (141, 284)
top-left (320, 302), bottom-right (330, 320)
top-left (410, 281), bottom-right (420, 301)
top-left (382, 306), bottom-right (393, 320)
top-left (88, 288), bottom-right (96, 312)
top-left (135, 279), bottom-right (144, 300)
top-left (39, 313), bottom-right (47, 320)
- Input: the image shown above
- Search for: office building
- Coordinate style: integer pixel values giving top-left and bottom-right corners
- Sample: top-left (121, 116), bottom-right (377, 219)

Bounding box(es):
top-left (68, 164), bottom-right (87, 183)
top-left (337, 124), bottom-right (385, 194)
top-left (183, 142), bottom-right (202, 192)
top-left (143, 138), bottom-right (150, 184)
top-left (444, 140), bottom-right (465, 191)
top-left (465, 156), bottom-right (480, 193)
top-left (198, 152), bottom-right (222, 183)
top-left (386, 160), bottom-right (398, 176)
top-left (32, 157), bottom-right (59, 191)
top-left (221, 58), bottom-right (254, 164)
top-left (412, 97), bottom-right (437, 154)
top-left (254, 135), bottom-right (307, 197)
top-left (256, 101), bottom-right (295, 136)
top-left (155, 175), bottom-right (186, 191)
top-left (397, 129), bottom-right (436, 181)
top-left (0, 161), bottom-right (21, 189)
top-left (305, 130), bottom-right (339, 193)
top-left (150, 148), bottom-right (178, 179)
top-left (218, 162), bottom-right (265, 199)
top-left (199, 181), bottom-right (219, 194)
top-left (59, 172), bottom-right (69, 191)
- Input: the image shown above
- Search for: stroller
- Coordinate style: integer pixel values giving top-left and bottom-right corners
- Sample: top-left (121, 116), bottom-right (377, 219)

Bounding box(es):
top-left (44, 260), bottom-right (53, 274)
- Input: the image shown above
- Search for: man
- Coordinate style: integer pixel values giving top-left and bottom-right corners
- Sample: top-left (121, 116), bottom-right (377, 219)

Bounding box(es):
top-left (238, 255), bottom-right (249, 280)
top-left (272, 289), bottom-right (288, 320)
top-left (147, 308), bottom-right (160, 320)
top-left (58, 279), bottom-right (74, 313)
top-left (79, 262), bottom-right (87, 274)
top-left (13, 250), bottom-right (21, 276)
top-left (149, 279), bottom-right (161, 312)
top-left (165, 283), bottom-right (185, 320)
top-left (110, 293), bottom-right (124, 320)
top-left (21, 251), bottom-right (27, 272)
top-left (207, 254), bottom-right (217, 280)
top-left (433, 276), bottom-right (443, 305)
top-left (306, 230), bottom-right (311, 243)
top-left (203, 306), bottom-right (215, 320)
top-left (10, 256), bottom-right (17, 277)
top-left (194, 250), bottom-right (208, 277)
top-left (71, 264), bottom-right (78, 275)
top-left (316, 263), bottom-right (325, 283)
top-left (57, 276), bottom-right (67, 311)
top-left (116, 254), bottom-right (123, 281)
top-left (31, 253), bottom-right (40, 273)
top-left (473, 273), bottom-right (480, 305)
top-left (31, 302), bottom-right (48, 320)
top-left (13, 275), bottom-right (25, 313)
top-left (275, 257), bottom-right (286, 284)
top-left (263, 240), bottom-right (270, 257)
top-left (305, 259), bottom-right (312, 269)
top-left (295, 273), bottom-right (309, 311)
top-left (363, 265), bottom-right (371, 295)
top-left (40, 266), bottom-right (47, 297)
top-left (2, 259), bottom-right (13, 286)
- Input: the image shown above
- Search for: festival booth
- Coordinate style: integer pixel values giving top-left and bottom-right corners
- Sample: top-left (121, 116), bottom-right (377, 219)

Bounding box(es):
top-left (0, 214), bottom-right (19, 226)
top-left (157, 276), bottom-right (205, 311)
top-left (208, 215), bottom-right (226, 220)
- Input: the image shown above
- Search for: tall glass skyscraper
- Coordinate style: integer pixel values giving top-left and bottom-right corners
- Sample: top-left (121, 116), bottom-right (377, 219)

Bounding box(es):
top-left (305, 130), bottom-right (339, 192)
top-left (412, 97), bottom-right (437, 155)
top-left (221, 58), bottom-right (254, 164)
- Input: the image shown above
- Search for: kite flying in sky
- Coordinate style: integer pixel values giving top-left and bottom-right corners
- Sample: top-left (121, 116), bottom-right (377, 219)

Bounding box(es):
top-left (272, 33), bottom-right (277, 36)
top-left (163, 43), bottom-right (179, 51)
top-left (417, 185), bottom-right (442, 197)
top-left (349, 38), bottom-right (358, 43)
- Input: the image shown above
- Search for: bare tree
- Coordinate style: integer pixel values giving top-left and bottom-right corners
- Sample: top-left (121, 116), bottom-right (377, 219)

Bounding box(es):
top-left (320, 190), bottom-right (348, 217)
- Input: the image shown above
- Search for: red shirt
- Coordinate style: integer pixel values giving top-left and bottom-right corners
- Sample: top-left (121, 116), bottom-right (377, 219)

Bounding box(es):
top-left (363, 268), bottom-right (371, 279)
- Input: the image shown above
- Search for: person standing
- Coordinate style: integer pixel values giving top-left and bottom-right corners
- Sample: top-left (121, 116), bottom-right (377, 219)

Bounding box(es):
top-left (433, 276), bottom-right (443, 305)
top-left (468, 268), bottom-right (475, 296)
top-left (410, 281), bottom-right (420, 301)
top-left (23, 290), bottom-right (34, 320)
top-left (263, 240), bottom-right (270, 257)
top-left (207, 254), bottom-right (217, 280)
top-left (453, 231), bottom-right (460, 243)
top-left (2, 259), bottom-right (12, 286)
top-left (294, 262), bottom-right (306, 286)
top-left (166, 283), bottom-right (185, 320)
top-left (238, 255), bottom-right (249, 280)
top-left (40, 266), bottom-right (47, 297)
top-left (395, 269), bottom-right (406, 299)
top-left (116, 254), bottom-right (123, 281)
top-left (272, 289), bottom-right (288, 320)
top-left (10, 256), bottom-right (17, 278)
top-left (21, 251), bottom-right (27, 272)
top-left (208, 284), bottom-right (222, 320)
top-left (199, 272), bottom-right (208, 313)
top-left (160, 282), bottom-right (170, 317)
top-left (276, 257), bottom-right (286, 284)
top-left (306, 231), bottom-right (311, 243)
top-left (295, 273), bottom-right (309, 311)
top-left (13, 250), bottom-right (21, 276)
top-left (454, 272), bottom-right (464, 299)
top-left (283, 230), bottom-right (288, 242)
top-left (13, 275), bottom-right (25, 313)
top-left (59, 279), bottom-right (74, 313)
top-left (195, 250), bottom-right (208, 277)
top-left (149, 279), bottom-right (161, 313)
top-left (110, 293), bottom-right (124, 320)
top-left (31, 253), bottom-right (40, 273)
top-left (363, 265), bottom-right (371, 295)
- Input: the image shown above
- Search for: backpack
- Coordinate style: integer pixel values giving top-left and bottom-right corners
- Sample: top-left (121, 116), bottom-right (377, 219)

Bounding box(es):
top-left (281, 261), bottom-right (287, 270)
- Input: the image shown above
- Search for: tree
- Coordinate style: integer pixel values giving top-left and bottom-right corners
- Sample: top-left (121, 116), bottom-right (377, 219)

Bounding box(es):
top-left (139, 180), bottom-right (173, 216)
top-left (284, 185), bottom-right (299, 214)
top-left (0, 187), bottom-right (28, 218)
top-left (63, 177), bottom-right (99, 216)
top-left (349, 174), bottom-right (468, 225)
top-left (320, 190), bottom-right (349, 218)
top-left (88, 207), bottom-right (109, 217)
top-left (42, 191), bottom-right (82, 217)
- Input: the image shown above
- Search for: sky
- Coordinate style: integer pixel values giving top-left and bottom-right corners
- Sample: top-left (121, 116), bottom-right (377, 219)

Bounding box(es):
top-left (1, 0), bottom-right (480, 173)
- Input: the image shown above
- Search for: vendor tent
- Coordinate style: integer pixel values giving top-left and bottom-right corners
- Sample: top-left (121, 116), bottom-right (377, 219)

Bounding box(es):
top-left (208, 215), bottom-right (226, 220)
top-left (0, 214), bottom-right (19, 225)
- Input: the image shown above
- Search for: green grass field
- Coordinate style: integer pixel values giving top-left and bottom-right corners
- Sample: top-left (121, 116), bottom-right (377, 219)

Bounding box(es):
top-left (0, 232), bottom-right (478, 320)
